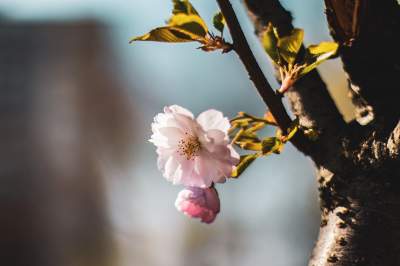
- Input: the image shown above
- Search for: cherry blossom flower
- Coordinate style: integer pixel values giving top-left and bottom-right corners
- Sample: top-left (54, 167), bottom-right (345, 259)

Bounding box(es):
top-left (150, 105), bottom-right (239, 188)
top-left (175, 186), bottom-right (220, 224)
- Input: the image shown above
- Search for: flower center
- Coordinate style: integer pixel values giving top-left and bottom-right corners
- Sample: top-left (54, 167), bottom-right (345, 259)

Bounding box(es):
top-left (178, 132), bottom-right (201, 160)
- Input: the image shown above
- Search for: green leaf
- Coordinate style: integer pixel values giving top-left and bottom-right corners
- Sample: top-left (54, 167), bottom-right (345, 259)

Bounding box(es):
top-left (213, 12), bottom-right (226, 35)
top-left (285, 124), bottom-right (298, 142)
top-left (244, 122), bottom-right (265, 134)
top-left (231, 154), bottom-right (259, 178)
top-left (130, 26), bottom-right (203, 43)
top-left (284, 119), bottom-right (299, 142)
top-left (230, 117), bottom-right (252, 127)
top-left (168, 13), bottom-right (208, 37)
top-left (277, 28), bottom-right (304, 65)
top-left (300, 41), bottom-right (338, 76)
top-left (236, 134), bottom-right (260, 142)
top-left (262, 137), bottom-right (283, 155)
top-left (130, 0), bottom-right (208, 44)
top-left (237, 140), bottom-right (262, 151)
top-left (172, 0), bottom-right (199, 15)
top-left (262, 23), bottom-right (280, 64)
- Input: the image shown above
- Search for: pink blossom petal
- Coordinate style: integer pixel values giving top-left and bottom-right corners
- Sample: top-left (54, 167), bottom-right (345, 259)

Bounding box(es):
top-left (194, 155), bottom-right (218, 187)
top-left (151, 105), bottom-right (238, 187)
top-left (197, 109), bottom-right (230, 133)
top-left (157, 127), bottom-right (184, 147)
top-left (163, 156), bottom-right (181, 183)
top-left (205, 129), bottom-right (228, 145)
top-left (165, 105), bottom-right (194, 118)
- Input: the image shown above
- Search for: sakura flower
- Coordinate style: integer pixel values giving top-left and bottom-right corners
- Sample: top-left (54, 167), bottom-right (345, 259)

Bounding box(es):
top-left (175, 186), bottom-right (220, 224)
top-left (150, 105), bottom-right (239, 188)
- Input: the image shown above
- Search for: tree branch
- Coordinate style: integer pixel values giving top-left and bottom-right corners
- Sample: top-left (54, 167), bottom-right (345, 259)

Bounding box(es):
top-left (244, 0), bottom-right (347, 133)
top-left (216, 0), bottom-right (292, 131)
top-left (324, 0), bottom-right (400, 127)
top-left (216, 0), bottom-right (319, 156)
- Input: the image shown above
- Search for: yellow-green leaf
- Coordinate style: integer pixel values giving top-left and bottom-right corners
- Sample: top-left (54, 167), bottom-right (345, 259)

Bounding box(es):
top-left (262, 137), bottom-right (284, 155)
top-left (237, 140), bottom-right (262, 151)
top-left (231, 154), bottom-right (259, 178)
top-left (230, 117), bottom-right (252, 127)
top-left (300, 41), bottom-right (338, 76)
top-left (262, 23), bottom-right (280, 64)
top-left (168, 14), bottom-right (208, 37)
top-left (307, 41), bottom-right (338, 55)
top-left (236, 134), bottom-right (260, 142)
top-left (244, 122), bottom-right (265, 134)
top-left (172, 0), bottom-right (199, 15)
top-left (130, 0), bottom-right (208, 44)
top-left (129, 26), bottom-right (202, 43)
top-left (213, 12), bottom-right (225, 34)
top-left (285, 124), bottom-right (298, 142)
top-left (277, 28), bottom-right (304, 65)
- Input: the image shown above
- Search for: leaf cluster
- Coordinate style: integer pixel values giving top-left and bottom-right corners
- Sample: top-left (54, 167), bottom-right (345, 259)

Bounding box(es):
top-left (130, 0), bottom-right (231, 52)
top-left (229, 112), bottom-right (298, 178)
top-left (262, 23), bottom-right (339, 78)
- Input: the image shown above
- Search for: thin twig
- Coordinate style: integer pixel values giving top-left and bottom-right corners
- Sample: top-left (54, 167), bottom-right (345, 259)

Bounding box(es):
top-left (216, 0), bottom-right (292, 132)
top-left (216, 0), bottom-right (313, 152)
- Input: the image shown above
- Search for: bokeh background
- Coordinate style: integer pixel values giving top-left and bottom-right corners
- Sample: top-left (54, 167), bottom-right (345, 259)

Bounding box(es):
top-left (0, 1), bottom-right (354, 266)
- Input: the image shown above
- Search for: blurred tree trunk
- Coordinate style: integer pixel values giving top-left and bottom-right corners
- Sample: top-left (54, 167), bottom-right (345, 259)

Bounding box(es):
top-left (243, 0), bottom-right (400, 265)
top-left (0, 20), bottom-right (134, 266)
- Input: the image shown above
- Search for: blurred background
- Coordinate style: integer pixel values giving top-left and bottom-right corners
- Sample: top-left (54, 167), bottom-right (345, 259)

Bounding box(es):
top-left (0, 1), bottom-right (354, 266)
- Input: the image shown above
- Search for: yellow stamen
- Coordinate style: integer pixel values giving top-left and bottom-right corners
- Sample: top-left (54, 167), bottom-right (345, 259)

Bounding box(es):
top-left (178, 132), bottom-right (201, 160)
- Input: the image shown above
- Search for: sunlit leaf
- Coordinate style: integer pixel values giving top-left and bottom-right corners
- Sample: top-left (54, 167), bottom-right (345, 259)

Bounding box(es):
top-left (231, 154), bottom-right (259, 178)
top-left (237, 140), bottom-right (262, 151)
top-left (307, 41), bottom-right (338, 55)
top-left (236, 134), bottom-right (260, 142)
top-left (230, 117), bottom-right (252, 127)
top-left (172, 0), bottom-right (199, 15)
top-left (244, 122), bottom-right (265, 134)
top-left (213, 12), bottom-right (226, 35)
top-left (285, 124), bottom-right (298, 142)
top-left (130, 27), bottom-right (202, 43)
top-left (168, 14), bottom-right (208, 37)
top-left (300, 42), bottom-right (338, 76)
top-left (277, 28), bottom-right (304, 65)
top-left (275, 119), bottom-right (298, 143)
top-left (262, 137), bottom-right (284, 155)
top-left (264, 111), bottom-right (278, 126)
top-left (130, 0), bottom-right (208, 44)
top-left (262, 23), bottom-right (280, 64)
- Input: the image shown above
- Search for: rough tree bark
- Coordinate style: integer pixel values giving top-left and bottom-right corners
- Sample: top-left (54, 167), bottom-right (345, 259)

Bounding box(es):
top-left (241, 0), bottom-right (400, 265)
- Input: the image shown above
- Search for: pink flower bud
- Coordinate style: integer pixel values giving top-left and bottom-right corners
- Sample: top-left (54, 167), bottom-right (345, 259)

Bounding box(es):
top-left (175, 186), bottom-right (220, 224)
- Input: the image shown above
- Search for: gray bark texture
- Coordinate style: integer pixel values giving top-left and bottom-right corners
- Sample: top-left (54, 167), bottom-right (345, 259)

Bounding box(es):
top-left (243, 0), bottom-right (400, 265)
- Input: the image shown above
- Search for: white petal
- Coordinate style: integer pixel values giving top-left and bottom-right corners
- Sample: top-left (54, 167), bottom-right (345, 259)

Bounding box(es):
top-left (150, 126), bottom-right (184, 149)
top-left (156, 147), bottom-right (176, 171)
top-left (158, 127), bottom-right (184, 146)
top-left (163, 156), bottom-right (181, 183)
top-left (153, 112), bottom-right (171, 126)
top-left (165, 105), bottom-right (194, 119)
top-left (197, 109), bottom-right (230, 133)
top-left (193, 155), bottom-right (218, 187)
top-left (173, 112), bottom-right (201, 135)
top-left (177, 159), bottom-right (195, 185)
